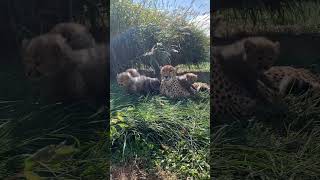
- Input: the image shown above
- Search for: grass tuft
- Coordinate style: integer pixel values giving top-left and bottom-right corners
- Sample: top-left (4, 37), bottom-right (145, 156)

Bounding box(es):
top-left (111, 81), bottom-right (210, 179)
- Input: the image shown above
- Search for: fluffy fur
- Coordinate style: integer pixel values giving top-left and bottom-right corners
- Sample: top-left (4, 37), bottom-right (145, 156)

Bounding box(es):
top-left (213, 37), bottom-right (280, 99)
top-left (22, 33), bottom-right (107, 104)
top-left (192, 82), bottom-right (210, 92)
top-left (178, 73), bottom-right (198, 83)
top-left (125, 68), bottom-right (140, 77)
top-left (117, 71), bottom-right (160, 95)
top-left (49, 22), bottom-right (96, 50)
top-left (160, 65), bottom-right (197, 98)
top-left (178, 72), bottom-right (210, 93)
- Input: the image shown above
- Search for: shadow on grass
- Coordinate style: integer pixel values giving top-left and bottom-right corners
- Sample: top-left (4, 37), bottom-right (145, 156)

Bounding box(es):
top-left (0, 61), bottom-right (109, 179)
top-left (211, 90), bottom-right (320, 179)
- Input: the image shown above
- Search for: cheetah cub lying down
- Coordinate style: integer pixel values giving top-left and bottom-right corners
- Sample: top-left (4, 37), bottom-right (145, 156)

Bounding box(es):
top-left (160, 65), bottom-right (210, 98)
top-left (117, 68), bottom-right (160, 95)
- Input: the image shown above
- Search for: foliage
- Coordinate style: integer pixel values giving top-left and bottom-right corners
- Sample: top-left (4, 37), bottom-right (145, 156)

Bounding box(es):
top-left (110, 0), bottom-right (209, 75)
top-left (215, 1), bottom-right (320, 34)
top-left (176, 62), bottom-right (210, 73)
top-left (155, 141), bottom-right (210, 179)
top-left (110, 82), bottom-right (210, 178)
top-left (0, 99), bottom-right (109, 179)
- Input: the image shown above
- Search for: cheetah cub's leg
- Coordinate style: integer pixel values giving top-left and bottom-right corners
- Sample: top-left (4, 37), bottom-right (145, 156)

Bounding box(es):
top-left (279, 76), bottom-right (311, 96)
top-left (256, 80), bottom-right (280, 103)
top-left (160, 85), bottom-right (165, 95)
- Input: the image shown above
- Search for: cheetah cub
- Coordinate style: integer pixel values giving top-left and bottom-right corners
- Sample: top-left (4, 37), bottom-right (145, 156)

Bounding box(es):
top-left (49, 22), bottom-right (96, 50)
top-left (125, 68), bottom-right (140, 77)
top-left (214, 37), bottom-right (280, 100)
top-left (160, 65), bottom-right (197, 98)
top-left (178, 73), bottom-right (198, 84)
top-left (117, 69), bottom-right (160, 95)
top-left (22, 33), bottom-right (107, 103)
top-left (178, 73), bottom-right (210, 92)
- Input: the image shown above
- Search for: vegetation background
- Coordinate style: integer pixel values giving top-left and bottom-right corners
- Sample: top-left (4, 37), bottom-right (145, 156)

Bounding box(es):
top-left (110, 0), bottom-right (209, 77)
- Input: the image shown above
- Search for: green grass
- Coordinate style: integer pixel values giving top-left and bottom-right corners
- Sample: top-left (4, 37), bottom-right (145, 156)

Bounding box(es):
top-left (176, 61), bottom-right (210, 73)
top-left (110, 81), bottom-right (210, 179)
top-left (0, 60), bottom-right (109, 179)
top-left (211, 89), bottom-right (320, 179)
top-left (0, 100), bottom-right (109, 179)
top-left (215, 1), bottom-right (320, 35)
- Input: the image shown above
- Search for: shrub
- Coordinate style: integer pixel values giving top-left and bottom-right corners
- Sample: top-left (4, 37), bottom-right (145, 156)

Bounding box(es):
top-left (110, 0), bottom-right (209, 76)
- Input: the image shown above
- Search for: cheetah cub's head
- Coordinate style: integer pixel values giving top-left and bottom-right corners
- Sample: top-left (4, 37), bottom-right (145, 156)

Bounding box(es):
top-left (244, 37), bottom-right (280, 71)
top-left (160, 65), bottom-right (177, 81)
top-left (185, 73), bottom-right (198, 82)
top-left (22, 34), bottom-right (73, 80)
top-left (117, 72), bottom-right (132, 87)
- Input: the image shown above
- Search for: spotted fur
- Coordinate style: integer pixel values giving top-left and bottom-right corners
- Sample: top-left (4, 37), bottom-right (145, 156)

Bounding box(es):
top-left (211, 37), bottom-right (283, 119)
top-left (211, 56), bottom-right (258, 119)
top-left (212, 58), bottom-right (320, 119)
top-left (160, 65), bottom-right (195, 98)
top-left (265, 66), bottom-right (320, 96)
top-left (117, 71), bottom-right (160, 95)
top-left (192, 82), bottom-right (210, 92)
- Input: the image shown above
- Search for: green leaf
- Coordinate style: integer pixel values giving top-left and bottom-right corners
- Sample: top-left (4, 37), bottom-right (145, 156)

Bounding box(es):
top-left (24, 171), bottom-right (41, 180)
top-left (24, 158), bottom-right (36, 171)
top-left (55, 145), bottom-right (77, 155)
top-left (111, 126), bottom-right (117, 137)
top-left (118, 122), bottom-right (129, 129)
top-left (111, 118), bottom-right (118, 124)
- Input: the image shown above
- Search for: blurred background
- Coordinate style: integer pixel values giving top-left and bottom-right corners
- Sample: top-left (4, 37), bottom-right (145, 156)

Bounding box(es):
top-left (0, 0), bottom-right (107, 60)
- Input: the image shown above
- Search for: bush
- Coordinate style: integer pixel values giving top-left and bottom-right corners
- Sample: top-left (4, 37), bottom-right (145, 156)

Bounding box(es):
top-left (110, 0), bottom-right (209, 76)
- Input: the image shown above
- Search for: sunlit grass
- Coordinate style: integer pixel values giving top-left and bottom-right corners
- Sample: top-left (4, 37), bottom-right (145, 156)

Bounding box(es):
top-left (176, 61), bottom-right (210, 73)
top-left (110, 81), bottom-right (210, 179)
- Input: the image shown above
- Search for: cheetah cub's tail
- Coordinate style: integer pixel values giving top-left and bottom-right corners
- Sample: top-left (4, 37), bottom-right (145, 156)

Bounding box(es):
top-left (192, 82), bottom-right (210, 93)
